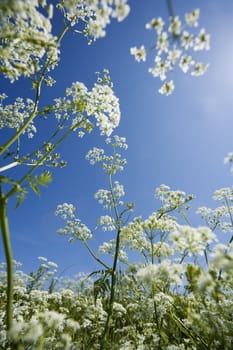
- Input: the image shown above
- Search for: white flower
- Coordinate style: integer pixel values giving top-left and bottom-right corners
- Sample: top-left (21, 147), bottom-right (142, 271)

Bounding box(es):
top-left (145, 17), bottom-right (164, 34)
top-left (130, 45), bottom-right (147, 62)
top-left (0, 0), bottom-right (57, 82)
top-left (112, 0), bottom-right (130, 22)
top-left (212, 187), bottom-right (233, 202)
top-left (130, 7), bottom-right (210, 96)
top-left (113, 302), bottom-right (126, 314)
top-left (149, 56), bottom-right (170, 81)
top-left (168, 16), bottom-right (182, 36)
top-left (158, 80), bottom-right (175, 96)
top-left (156, 31), bottom-right (169, 53)
top-left (167, 48), bottom-right (182, 65)
top-left (179, 55), bottom-right (194, 73)
top-left (180, 31), bottom-right (194, 50)
top-left (137, 260), bottom-right (184, 286)
top-left (210, 243), bottom-right (233, 272)
top-left (56, 203), bottom-right (92, 242)
top-left (98, 215), bottom-right (116, 231)
top-left (169, 225), bottom-right (216, 256)
top-left (185, 9), bottom-right (200, 27)
top-left (191, 62), bottom-right (209, 76)
top-left (194, 28), bottom-right (210, 51)
top-left (58, 0), bottom-right (130, 42)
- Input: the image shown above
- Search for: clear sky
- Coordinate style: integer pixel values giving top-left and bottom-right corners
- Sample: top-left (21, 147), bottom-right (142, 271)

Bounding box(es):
top-left (1, 0), bottom-right (233, 276)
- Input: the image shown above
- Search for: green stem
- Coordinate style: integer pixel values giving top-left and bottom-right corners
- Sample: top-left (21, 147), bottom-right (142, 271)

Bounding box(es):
top-left (100, 227), bottom-right (121, 349)
top-left (150, 231), bottom-right (155, 265)
top-left (83, 241), bottom-right (111, 270)
top-left (0, 190), bottom-right (13, 331)
top-left (100, 174), bottom-right (121, 348)
top-left (167, 0), bottom-right (175, 17)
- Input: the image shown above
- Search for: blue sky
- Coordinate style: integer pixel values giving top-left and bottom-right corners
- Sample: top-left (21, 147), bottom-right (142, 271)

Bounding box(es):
top-left (1, 0), bottom-right (233, 276)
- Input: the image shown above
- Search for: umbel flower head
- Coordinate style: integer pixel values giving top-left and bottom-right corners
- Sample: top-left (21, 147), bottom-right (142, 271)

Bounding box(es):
top-left (130, 8), bottom-right (210, 95)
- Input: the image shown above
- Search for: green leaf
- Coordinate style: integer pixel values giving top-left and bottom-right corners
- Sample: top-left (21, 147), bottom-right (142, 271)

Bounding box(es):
top-left (35, 171), bottom-right (52, 187)
top-left (27, 175), bottom-right (40, 196)
top-left (90, 269), bottom-right (112, 304)
top-left (15, 188), bottom-right (28, 209)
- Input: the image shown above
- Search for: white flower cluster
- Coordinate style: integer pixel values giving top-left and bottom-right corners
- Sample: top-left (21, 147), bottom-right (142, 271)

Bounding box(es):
top-left (121, 214), bottom-right (176, 260)
top-left (98, 239), bottom-right (115, 255)
top-left (197, 206), bottom-right (226, 231)
top-left (121, 217), bottom-right (150, 253)
top-left (130, 9), bottom-right (210, 95)
top-left (197, 187), bottom-right (233, 234)
top-left (98, 215), bottom-right (116, 231)
top-left (94, 181), bottom-right (125, 209)
top-left (54, 73), bottom-right (121, 137)
top-left (155, 184), bottom-right (194, 212)
top-left (0, 94), bottom-right (36, 138)
top-left (137, 260), bottom-right (184, 287)
top-left (169, 225), bottom-right (216, 256)
top-left (86, 135), bottom-right (127, 173)
top-left (210, 242), bottom-right (233, 273)
top-left (0, 0), bottom-right (57, 82)
top-left (55, 203), bottom-right (92, 242)
top-left (89, 83), bottom-right (121, 136)
top-left (57, 0), bottom-right (130, 43)
top-left (212, 187), bottom-right (233, 203)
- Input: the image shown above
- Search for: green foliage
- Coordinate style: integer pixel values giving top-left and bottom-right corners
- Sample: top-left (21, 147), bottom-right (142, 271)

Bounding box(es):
top-left (90, 269), bottom-right (111, 305)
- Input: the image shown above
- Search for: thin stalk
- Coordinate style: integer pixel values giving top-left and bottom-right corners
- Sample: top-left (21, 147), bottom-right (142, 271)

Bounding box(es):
top-left (83, 241), bottom-right (111, 270)
top-left (167, 0), bottom-right (175, 18)
top-left (204, 247), bottom-right (209, 266)
top-left (100, 227), bottom-right (121, 348)
top-left (0, 190), bottom-right (13, 331)
top-left (150, 231), bottom-right (155, 265)
top-left (181, 212), bottom-right (192, 226)
top-left (100, 174), bottom-right (121, 348)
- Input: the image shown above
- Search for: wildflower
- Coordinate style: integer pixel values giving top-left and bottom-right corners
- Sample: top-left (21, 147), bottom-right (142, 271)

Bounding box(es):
top-left (98, 215), bottom-right (116, 231)
top-left (194, 28), bottom-right (210, 51)
top-left (131, 8), bottom-right (210, 95)
top-left (56, 203), bottom-right (92, 242)
top-left (145, 17), bottom-right (164, 34)
top-left (158, 80), bottom-right (175, 96)
top-left (156, 31), bottom-right (169, 53)
top-left (169, 225), bottom-right (216, 256)
top-left (130, 45), bottom-right (147, 62)
top-left (181, 31), bottom-right (194, 50)
top-left (58, 0), bottom-right (130, 42)
top-left (112, 0), bottom-right (130, 22)
top-left (211, 243), bottom-right (233, 272)
top-left (149, 56), bottom-right (170, 81)
top-left (185, 9), bottom-right (200, 27)
top-left (0, 1), bottom-right (57, 81)
top-left (179, 55), bottom-right (194, 73)
top-left (191, 62), bottom-right (209, 76)
top-left (168, 16), bottom-right (182, 37)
